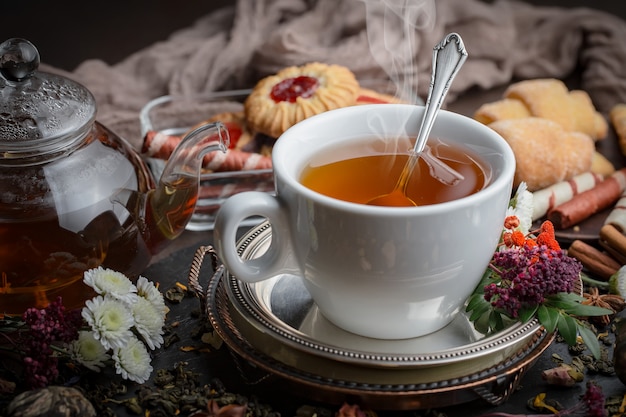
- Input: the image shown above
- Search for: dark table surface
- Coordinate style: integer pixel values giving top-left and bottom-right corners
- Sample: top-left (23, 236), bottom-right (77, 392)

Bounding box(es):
top-left (100, 82), bottom-right (626, 417)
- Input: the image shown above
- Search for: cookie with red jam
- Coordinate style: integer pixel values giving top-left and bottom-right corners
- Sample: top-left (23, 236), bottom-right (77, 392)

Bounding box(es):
top-left (244, 62), bottom-right (360, 138)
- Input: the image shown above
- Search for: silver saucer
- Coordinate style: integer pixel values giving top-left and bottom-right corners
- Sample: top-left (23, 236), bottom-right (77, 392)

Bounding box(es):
top-left (225, 222), bottom-right (548, 374)
top-left (205, 240), bottom-right (553, 408)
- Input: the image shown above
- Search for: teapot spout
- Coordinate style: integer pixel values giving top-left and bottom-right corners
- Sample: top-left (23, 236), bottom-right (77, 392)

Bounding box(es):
top-left (146, 122), bottom-right (229, 252)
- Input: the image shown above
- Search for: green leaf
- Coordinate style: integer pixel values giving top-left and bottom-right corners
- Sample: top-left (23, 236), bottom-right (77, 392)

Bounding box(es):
top-left (466, 293), bottom-right (488, 312)
top-left (544, 292), bottom-right (613, 317)
top-left (537, 305), bottom-right (559, 333)
top-left (565, 303), bottom-right (614, 317)
top-left (468, 300), bottom-right (492, 322)
top-left (544, 292), bottom-right (585, 309)
top-left (481, 267), bottom-right (497, 281)
top-left (578, 322), bottom-right (602, 359)
top-left (473, 310), bottom-right (493, 334)
top-left (517, 305), bottom-right (538, 323)
top-left (556, 313), bottom-right (578, 346)
top-left (491, 310), bottom-right (511, 332)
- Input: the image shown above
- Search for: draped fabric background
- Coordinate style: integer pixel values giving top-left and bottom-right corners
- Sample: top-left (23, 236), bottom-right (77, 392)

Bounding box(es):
top-left (42, 0), bottom-right (626, 149)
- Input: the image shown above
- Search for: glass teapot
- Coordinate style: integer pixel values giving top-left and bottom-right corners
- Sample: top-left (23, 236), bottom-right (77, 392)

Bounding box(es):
top-left (0, 38), bottom-right (228, 315)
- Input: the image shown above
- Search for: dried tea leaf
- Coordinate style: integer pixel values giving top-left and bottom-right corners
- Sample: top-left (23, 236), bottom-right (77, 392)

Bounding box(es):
top-left (165, 286), bottom-right (186, 303)
top-left (123, 397), bottom-right (143, 415)
top-left (163, 332), bottom-right (180, 348)
top-left (180, 346), bottom-right (200, 352)
top-left (551, 353), bottom-right (564, 362)
top-left (201, 331), bottom-right (224, 350)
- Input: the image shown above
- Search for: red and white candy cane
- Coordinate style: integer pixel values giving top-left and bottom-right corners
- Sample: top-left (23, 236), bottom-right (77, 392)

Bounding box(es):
top-left (531, 171), bottom-right (604, 221)
top-left (142, 130), bottom-right (272, 172)
top-left (547, 168), bottom-right (626, 229)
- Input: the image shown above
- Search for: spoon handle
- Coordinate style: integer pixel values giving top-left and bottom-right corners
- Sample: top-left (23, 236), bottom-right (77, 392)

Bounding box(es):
top-left (413, 33), bottom-right (468, 156)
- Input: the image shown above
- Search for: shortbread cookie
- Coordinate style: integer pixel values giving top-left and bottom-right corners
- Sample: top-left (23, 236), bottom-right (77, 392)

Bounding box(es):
top-left (504, 78), bottom-right (576, 132)
top-left (473, 98), bottom-right (531, 125)
top-left (244, 62), bottom-right (360, 138)
top-left (569, 90), bottom-right (608, 140)
top-left (488, 117), bottom-right (595, 191)
top-left (476, 79), bottom-right (607, 141)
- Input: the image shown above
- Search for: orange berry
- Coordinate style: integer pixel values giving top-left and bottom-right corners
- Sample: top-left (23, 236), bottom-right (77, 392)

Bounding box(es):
top-left (511, 230), bottom-right (526, 247)
top-left (525, 239), bottom-right (538, 248)
top-left (540, 221), bottom-right (555, 238)
top-left (536, 232), bottom-right (561, 250)
top-left (502, 232), bottom-right (514, 247)
top-left (504, 215), bottom-right (520, 230)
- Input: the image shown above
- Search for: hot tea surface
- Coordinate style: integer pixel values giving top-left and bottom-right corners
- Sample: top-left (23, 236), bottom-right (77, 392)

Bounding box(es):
top-left (300, 140), bottom-right (489, 206)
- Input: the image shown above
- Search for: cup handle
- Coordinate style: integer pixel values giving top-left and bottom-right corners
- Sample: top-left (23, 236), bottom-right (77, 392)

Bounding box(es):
top-left (214, 191), bottom-right (300, 283)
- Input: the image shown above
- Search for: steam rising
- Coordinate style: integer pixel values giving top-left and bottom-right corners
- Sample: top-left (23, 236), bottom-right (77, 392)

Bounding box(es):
top-left (361, 0), bottom-right (436, 105)
top-left (358, 1), bottom-right (465, 186)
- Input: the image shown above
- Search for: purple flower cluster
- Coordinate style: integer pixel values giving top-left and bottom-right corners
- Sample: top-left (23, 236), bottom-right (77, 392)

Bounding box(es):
top-left (21, 297), bottom-right (82, 388)
top-left (484, 244), bottom-right (582, 318)
top-left (579, 382), bottom-right (608, 417)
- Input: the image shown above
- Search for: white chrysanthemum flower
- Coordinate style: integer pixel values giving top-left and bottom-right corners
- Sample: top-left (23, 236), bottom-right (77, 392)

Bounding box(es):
top-left (82, 295), bottom-right (135, 350)
top-left (136, 276), bottom-right (168, 316)
top-left (132, 297), bottom-right (165, 350)
top-left (83, 267), bottom-right (138, 304)
top-left (68, 330), bottom-right (110, 372)
top-left (112, 335), bottom-right (153, 384)
top-left (506, 182), bottom-right (533, 234)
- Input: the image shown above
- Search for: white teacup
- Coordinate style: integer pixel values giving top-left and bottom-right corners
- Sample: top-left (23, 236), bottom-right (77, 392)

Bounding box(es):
top-left (214, 104), bottom-right (515, 340)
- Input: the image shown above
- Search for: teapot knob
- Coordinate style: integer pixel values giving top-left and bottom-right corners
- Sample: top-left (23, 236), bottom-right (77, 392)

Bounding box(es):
top-left (0, 38), bottom-right (40, 82)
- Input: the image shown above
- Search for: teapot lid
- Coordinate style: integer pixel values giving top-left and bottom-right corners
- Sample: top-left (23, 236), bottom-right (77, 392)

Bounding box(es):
top-left (0, 38), bottom-right (96, 159)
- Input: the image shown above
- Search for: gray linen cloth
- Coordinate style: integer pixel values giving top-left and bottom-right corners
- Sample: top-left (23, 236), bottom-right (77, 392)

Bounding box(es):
top-left (41, 0), bottom-right (626, 150)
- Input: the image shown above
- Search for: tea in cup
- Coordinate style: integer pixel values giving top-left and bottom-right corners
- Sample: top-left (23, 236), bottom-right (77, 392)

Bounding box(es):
top-left (300, 138), bottom-right (487, 206)
top-left (214, 104), bottom-right (515, 340)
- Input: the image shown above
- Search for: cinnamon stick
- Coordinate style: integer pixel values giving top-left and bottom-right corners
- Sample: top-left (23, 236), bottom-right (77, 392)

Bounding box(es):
top-left (547, 168), bottom-right (626, 229)
top-left (599, 224), bottom-right (626, 265)
top-left (567, 239), bottom-right (620, 281)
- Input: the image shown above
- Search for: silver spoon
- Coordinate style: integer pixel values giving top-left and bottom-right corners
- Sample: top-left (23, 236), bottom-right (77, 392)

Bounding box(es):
top-left (367, 32), bottom-right (469, 207)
